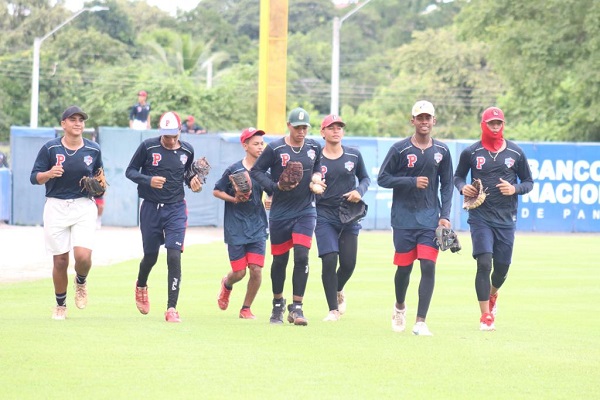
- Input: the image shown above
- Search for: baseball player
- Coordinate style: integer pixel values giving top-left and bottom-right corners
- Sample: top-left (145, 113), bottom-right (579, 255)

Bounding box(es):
top-left (250, 107), bottom-right (326, 326)
top-left (129, 90), bottom-right (151, 130)
top-left (181, 115), bottom-right (207, 134)
top-left (213, 128), bottom-right (272, 319)
top-left (30, 106), bottom-right (103, 320)
top-left (125, 111), bottom-right (203, 323)
top-left (454, 106), bottom-right (533, 331)
top-left (377, 100), bottom-right (454, 336)
top-left (315, 115), bottom-right (370, 321)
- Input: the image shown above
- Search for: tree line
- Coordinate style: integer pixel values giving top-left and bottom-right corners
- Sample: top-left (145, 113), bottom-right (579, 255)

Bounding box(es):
top-left (0, 0), bottom-right (597, 142)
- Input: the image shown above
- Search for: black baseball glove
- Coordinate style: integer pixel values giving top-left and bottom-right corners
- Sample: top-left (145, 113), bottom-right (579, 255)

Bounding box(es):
top-left (339, 199), bottom-right (368, 224)
top-left (184, 157), bottom-right (211, 188)
top-left (435, 226), bottom-right (461, 253)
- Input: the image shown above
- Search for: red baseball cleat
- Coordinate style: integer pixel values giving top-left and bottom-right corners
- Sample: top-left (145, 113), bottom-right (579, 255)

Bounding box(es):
top-left (217, 276), bottom-right (232, 310)
top-left (135, 283), bottom-right (150, 315)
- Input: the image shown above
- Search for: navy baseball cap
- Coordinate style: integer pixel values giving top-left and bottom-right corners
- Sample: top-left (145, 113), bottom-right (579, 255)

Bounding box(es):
top-left (61, 106), bottom-right (88, 121)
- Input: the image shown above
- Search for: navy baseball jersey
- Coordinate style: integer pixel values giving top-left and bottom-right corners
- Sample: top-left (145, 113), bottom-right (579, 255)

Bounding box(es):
top-left (214, 160), bottom-right (270, 245)
top-left (125, 137), bottom-right (195, 204)
top-left (130, 102), bottom-right (151, 123)
top-left (317, 145), bottom-right (370, 223)
top-left (30, 137), bottom-right (103, 199)
top-left (251, 137), bottom-right (322, 221)
top-left (378, 138), bottom-right (453, 229)
top-left (454, 140), bottom-right (533, 228)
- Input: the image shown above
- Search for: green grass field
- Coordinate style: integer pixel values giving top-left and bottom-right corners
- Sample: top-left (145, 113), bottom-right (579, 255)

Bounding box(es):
top-left (1, 232), bottom-right (598, 399)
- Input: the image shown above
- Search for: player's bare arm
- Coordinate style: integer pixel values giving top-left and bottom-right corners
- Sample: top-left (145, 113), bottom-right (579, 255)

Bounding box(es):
top-left (213, 189), bottom-right (240, 204)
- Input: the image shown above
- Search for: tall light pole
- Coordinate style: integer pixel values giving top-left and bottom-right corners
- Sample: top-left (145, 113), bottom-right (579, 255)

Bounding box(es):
top-left (330, 0), bottom-right (372, 115)
top-left (30, 6), bottom-right (109, 128)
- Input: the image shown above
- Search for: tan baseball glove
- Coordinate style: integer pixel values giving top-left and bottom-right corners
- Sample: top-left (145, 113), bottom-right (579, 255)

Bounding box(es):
top-left (79, 167), bottom-right (108, 198)
top-left (463, 178), bottom-right (487, 210)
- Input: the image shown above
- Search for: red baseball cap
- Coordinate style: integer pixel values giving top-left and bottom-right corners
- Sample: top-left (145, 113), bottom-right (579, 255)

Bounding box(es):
top-left (482, 107), bottom-right (505, 123)
top-left (138, 90), bottom-right (147, 96)
top-left (240, 127), bottom-right (265, 143)
top-left (187, 115), bottom-right (195, 122)
top-left (321, 114), bottom-right (345, 129)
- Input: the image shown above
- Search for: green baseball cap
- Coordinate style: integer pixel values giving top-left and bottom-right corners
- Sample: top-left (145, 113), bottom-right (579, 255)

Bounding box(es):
top-left (288, 107), bottom-right (311, 127)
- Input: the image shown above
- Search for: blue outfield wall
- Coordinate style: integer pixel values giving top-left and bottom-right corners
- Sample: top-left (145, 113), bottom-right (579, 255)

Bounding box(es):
top-left (6, 126), bottom-right (600, 232)
top-left (515, 142), bottom-right (600, 232)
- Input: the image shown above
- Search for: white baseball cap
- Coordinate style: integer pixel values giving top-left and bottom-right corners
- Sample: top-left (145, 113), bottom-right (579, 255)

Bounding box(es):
top-left (411, 100), bottom-right (435, 117)
top-left (159, 111), bottom-right (181, 135)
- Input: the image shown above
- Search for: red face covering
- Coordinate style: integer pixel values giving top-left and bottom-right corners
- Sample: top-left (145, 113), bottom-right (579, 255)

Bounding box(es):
top-left (480, 121), bottom-right (504, 152)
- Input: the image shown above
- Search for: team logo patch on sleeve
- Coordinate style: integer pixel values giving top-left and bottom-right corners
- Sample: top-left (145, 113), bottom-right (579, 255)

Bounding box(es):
top-left (84, 155), bottom-right (93, 166)
top-left (344, 161), bottom-right (355, 171)
top-left (434, 152), bottom-right (443, 164)
top-left (504, 157), bottom-right (515, 168)
top-left (307, 149), bottom-right (316, 160)
top-left (180, 154), bottom-right (188, 164)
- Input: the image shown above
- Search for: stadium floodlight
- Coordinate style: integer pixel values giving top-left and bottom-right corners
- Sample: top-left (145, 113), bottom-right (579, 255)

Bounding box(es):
top-left (30, 6), bottom-right (109, 128)
top-left (330, 0), bottom-right (372, 116)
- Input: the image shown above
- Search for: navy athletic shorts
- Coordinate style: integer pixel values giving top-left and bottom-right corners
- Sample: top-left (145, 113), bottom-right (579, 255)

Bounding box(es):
top-left (469, 219), bottom-right (515, 265)
top-left (392, 228), bottom-right (438, 266)
top-left (227, 241), bottom-right (266, 271)
top-left (140, 200), bottom-right (187, 254)
top-left (269, 215), bottom-right (316, 255)
top-left (314, 219), bottom-right (360, 257)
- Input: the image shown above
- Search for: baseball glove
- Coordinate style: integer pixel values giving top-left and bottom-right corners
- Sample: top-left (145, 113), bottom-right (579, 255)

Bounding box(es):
top-left (339, 199), bottom-right (368, 224)
top-left (79, 167), bottom-right (108, 198)
top-left (435, 226), bottom-right (461, 253)
top-left (463, 178), bottom-right (487, 210)
top-left (229, 170), bottom-right (252, 202)
top-left (278, 161), bottom-right (303, 191)
top-left (185, 157), bottom-right (211, 188)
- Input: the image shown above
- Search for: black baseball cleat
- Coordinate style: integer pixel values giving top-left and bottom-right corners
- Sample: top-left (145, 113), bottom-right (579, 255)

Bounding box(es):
top-left (287, 303), bottom-right (308, 326)
top-left (269, 298), bottom-right (286, 324)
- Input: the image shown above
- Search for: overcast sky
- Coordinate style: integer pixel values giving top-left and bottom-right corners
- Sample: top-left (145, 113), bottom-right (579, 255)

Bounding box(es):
top-left (64, 0), bottom-right (201, 16)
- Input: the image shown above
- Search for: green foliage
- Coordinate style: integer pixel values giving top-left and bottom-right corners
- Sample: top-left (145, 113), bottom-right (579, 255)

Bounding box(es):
top-left (75, 0), bottom-right (137, 47)
top-left (288, 0), bottom-right (335, 35)
top-left (457, 0), bottom-right (600, 141)
top-left (177, 6), bottom-right (252, 64)
top-left (113, 0), bottom-right (173, 35)
top-left (338, 104), bottom-right (379, 137)
top-left (359, 28), bottom-right (501, 138)
top-left (287, 31), bottom-right (333, 113)
top-left (0, 0), bottom-right (596, 142)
